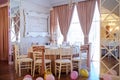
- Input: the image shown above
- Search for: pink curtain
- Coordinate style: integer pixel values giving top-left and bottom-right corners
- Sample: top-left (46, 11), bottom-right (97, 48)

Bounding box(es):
top-left (54, 4), bottom-right (74, 41)
top-left (77, 0), bottom-right (96, 44)
top-left (50, 9), bottom-right (57, 43)
top-left (0, 6), bottom-right (9, 61)
top-left (0, 0), bottom-right (8, 5)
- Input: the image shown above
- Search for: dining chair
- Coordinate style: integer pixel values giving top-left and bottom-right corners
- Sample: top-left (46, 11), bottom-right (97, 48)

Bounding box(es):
top-left (55, 46), bottom-right (73, 79)
top-left (72, 45), bottom-right (82, 72)
top-left (81, 44), bottom-right (90, 69)
top-left (72, 44), bottom-right (88, 74)
top-left (14, 44), bottom-right (33, 76)
top-left (32, 45), bottom-right (51, 77)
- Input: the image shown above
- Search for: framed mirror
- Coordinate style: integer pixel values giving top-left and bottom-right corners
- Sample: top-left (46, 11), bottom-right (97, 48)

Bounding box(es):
top-left (100, 0), bottom-right (120, 79)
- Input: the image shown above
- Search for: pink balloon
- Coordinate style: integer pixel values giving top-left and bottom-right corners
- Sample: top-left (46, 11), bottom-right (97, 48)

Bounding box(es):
top-left (103, 74), bottom-right (112, 80)
top-left (23, 77), bottom-right (32, 80)
top-left (70, 71), bottom-right (78, 80)
top-left (24, 74), bottom-right (32, 78)
top-left (36, 77), bottom-right (43, 80)
top-left (23, 74), bottom-right (32, 80)
top-left (46, 74), bottom-right (55, 80)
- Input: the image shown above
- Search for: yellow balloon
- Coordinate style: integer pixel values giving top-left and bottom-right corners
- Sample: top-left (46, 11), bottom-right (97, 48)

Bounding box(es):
top-left (44, 71), bottom-right (52, 80)
top-left (79, 69), bottom-right (89, 78)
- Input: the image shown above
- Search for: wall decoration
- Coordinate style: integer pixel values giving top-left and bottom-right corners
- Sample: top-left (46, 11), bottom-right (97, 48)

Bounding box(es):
top-left (25, 11), bottom-right (49, 37)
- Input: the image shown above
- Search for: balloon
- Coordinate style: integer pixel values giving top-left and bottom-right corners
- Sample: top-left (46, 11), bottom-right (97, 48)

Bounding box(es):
top-left (23, 75), bottom-right (32, 80)
top-left (23, 78), bottom-right (32, 80)
top-left (70, 71), bottom-right (78, 80)
top-left (79, 69), bottom-right (89, 78)
top-left (103, 74), bottom-right (112, 80)
top-left (45, 74), bottom-right (55, 80)
top-left (24, 74), bottom-right (32, 78)
top-left (36, 77), bottom-right (44, 80)
top-left (44, 71), bottom-right (52, 79)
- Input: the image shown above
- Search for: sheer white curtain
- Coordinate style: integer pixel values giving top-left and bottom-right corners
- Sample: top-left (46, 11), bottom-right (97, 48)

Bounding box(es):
top-left (88, 2), bottom-right (100, 79)
top-left (89, 2), bottom-right (100, 61)
top-left (67, 5), bottom-right (84, 45)
top-left (56, 19), bottom-right (63, 45)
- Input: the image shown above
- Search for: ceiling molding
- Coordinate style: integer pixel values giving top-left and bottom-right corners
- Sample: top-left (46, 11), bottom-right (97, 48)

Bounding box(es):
top-left (50, 0), bottom-right (86, 7)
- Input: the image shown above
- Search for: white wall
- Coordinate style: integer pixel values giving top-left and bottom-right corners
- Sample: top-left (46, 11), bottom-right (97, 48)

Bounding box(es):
top-left (21, 0), bottom-right (50, 14)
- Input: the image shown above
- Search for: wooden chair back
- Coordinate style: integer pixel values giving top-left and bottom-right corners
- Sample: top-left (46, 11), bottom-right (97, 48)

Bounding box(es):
top-left (32, 45), bottom-right (45, 75)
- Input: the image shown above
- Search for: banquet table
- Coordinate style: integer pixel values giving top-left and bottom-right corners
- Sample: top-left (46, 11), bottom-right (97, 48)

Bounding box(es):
top-left (28, 45), bottom-right (61, 74)
top-left (27, 45), bottom-right (86, 74)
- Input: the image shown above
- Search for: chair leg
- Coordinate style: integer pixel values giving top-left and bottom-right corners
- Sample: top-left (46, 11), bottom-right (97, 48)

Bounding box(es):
top-left (33, 63), bottom-right (35, 77)
top-left (50, 62), bottom-right (51, 72)
top-left (78, 61), bottom-right (81, 73)
top-left (15, 62), bottom-right (18, 73)
top-left (55, 63), bottom-right (57, 76)
top-left (71, 62), bottom-right (73, 73)
top-left (18, 62), bottom-right (21, 77)
top-left (27, 63), bottom-right (29, 72)
top-left (38, 64), bottom-right (41, 74)
top-left (58, 63), bottom-right (61, 79)
top-left (30, 62), bottom-right (32, 75)
top-left (45, 63), bottom-right (47, 72)
top-left (66, 64), bottom-right (68, 75)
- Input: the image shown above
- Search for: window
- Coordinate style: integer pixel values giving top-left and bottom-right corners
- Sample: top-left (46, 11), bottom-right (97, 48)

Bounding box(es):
top-left (67, 5), bottom-right (84, 45)
top-left (89, 2), bottom-right (100, 61)
top-left (57, 4), bottom-right (100, 47)
top-left (56, 19), bottom-right (64, 45)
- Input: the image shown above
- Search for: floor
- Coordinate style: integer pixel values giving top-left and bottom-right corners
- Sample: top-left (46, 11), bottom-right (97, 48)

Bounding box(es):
top-left (0, 61), bottom-right (102, 80)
